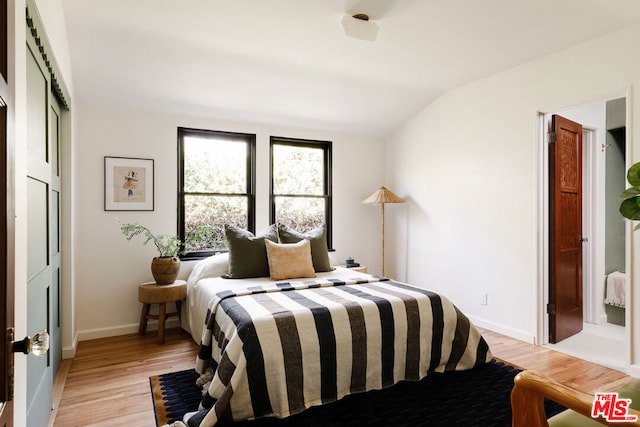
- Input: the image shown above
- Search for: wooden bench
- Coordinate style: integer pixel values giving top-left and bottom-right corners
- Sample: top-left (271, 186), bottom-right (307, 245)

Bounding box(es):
top-left (138, 280), bottom-right (187, 344)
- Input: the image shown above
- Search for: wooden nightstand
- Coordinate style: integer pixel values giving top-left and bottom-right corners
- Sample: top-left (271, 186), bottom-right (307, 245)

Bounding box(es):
top-left (138, 280), bottom-right (187, 344)
top-left (339, 265), bottom-right (368, 274)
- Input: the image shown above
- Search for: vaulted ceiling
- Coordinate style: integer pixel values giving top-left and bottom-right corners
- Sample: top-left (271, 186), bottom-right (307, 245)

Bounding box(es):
top-left (61, 0), bottom-right (640, 136)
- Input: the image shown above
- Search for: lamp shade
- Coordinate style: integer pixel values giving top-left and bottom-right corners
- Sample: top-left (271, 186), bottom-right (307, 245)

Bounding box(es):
top-left (362, 186), bottom-right (404, 204)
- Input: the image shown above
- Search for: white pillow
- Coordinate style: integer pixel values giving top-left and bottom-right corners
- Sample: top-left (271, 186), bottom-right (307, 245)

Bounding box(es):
top-left (186, 252), bottom-right (229, 289)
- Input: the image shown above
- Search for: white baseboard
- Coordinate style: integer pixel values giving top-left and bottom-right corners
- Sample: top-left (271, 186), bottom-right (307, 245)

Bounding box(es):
top-left (467, 315), bottom-right (536, 345)
top-left (76, 318), bottom-right (181, 343)
top-left (626, 364), bottom-right (640, 378)
top-left (62, 334), bottom-right (79, 359)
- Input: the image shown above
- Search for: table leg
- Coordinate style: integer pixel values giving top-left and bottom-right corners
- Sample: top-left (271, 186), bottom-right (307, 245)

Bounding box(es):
top-left (175, 300), bottom-right (182, 322)
top-left (157, 303), bottom-right (166, 345)
top-left (139, 303), bottom-right (150, 336)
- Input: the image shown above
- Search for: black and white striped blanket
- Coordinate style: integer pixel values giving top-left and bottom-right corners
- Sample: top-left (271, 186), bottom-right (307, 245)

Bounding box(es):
top-left (183, 276), bottom-right (492, 426)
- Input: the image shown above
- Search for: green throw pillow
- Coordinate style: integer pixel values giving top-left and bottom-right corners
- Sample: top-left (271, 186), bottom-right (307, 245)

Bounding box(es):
top-left (224, 224), bottom-right (279, 278)
top-left (278, 224), bottom-right (333, 272)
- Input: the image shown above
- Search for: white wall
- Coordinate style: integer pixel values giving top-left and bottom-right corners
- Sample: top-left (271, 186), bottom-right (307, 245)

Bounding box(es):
top-left (32, 0), bottom-right (73, 83)
top-left (72, 101), bottom-right (385, 342)
top-left (385, 24), bottom-right (640, 364)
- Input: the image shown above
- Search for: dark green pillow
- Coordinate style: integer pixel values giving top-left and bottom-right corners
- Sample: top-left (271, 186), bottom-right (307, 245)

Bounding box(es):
top-left (278, 224), bottom-right (333, 272)
top-left (224, 224), bottom-right (278, 278)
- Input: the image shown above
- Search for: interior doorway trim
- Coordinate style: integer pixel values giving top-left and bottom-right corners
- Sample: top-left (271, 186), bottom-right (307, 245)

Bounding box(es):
top-left (536, 112), bottom-right (550, 346)
top-left (582, 126), bottom-right (603, 325)
top-left (536, 93), bottom-right (633, 372)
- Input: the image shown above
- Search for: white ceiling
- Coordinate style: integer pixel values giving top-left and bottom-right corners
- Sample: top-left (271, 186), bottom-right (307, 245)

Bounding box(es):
top-left (61, 0), bottom-right (640, 136)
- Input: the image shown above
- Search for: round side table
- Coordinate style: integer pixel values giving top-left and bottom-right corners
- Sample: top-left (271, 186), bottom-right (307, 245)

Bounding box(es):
top-left (138, 280), bottom-right (187, 344)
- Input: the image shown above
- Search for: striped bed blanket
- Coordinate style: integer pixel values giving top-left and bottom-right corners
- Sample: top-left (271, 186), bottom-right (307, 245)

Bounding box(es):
top-left (182, 276), bottom-right (492, 426)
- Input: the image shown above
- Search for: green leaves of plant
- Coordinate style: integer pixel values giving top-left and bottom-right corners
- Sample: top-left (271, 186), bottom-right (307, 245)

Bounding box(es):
top-left (620, 162), bottom-right (640, 229)
top-left (620, 198), bottom-right (640, 220)
top-left (628, 163), bottom-right (640, 186)
top-left (119, 221), bottom-right (214, 256)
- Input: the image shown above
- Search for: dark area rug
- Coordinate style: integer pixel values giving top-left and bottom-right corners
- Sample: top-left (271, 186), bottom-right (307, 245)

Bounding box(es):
top-left (150, 359), bottom-right (566, 426)
top-left (150, 368), bottom-right (202, 426)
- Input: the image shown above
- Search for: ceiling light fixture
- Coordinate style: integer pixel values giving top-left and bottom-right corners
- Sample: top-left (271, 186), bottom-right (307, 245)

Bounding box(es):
top-left (341, 13), bottom-right (378, 41)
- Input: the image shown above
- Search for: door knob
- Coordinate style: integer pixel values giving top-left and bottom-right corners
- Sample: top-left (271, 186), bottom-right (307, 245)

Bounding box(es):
top-left (5, 328), bottom-right (50, 401)
top-left (11, 329), bottom-right (49, 356)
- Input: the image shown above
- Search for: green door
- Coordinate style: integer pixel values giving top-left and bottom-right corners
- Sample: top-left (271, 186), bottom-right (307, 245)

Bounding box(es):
top-left (26, 35), bottom-right (61, 426)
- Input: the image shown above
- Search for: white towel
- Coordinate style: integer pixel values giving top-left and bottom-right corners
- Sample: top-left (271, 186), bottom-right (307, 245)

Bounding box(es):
top-left (604, 271), bottom-right (626, 308)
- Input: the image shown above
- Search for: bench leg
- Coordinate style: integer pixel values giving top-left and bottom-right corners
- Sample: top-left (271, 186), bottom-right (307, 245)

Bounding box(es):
top-left (139, 303), bottom-right (150, 336)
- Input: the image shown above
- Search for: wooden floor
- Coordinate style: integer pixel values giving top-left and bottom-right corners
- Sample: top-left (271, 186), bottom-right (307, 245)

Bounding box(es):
top-left (50, 326), bottom-right (635, 426)
top-left (479, 328), bottom-right (634, 393)
top-left (52, 328), bottom-right (198, 427)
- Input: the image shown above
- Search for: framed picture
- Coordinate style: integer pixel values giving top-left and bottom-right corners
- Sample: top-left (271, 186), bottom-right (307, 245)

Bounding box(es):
top-left (104, 156), bottom-right (154, 211)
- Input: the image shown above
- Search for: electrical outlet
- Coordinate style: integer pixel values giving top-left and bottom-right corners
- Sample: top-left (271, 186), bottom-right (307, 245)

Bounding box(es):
top-left (480, 293), bottom-right (488, 306)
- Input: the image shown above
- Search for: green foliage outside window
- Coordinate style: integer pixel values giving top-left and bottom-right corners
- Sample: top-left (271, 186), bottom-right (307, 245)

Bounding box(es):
top-left (184, 195), bottom-right (246, 251)
top-left (183, 137), bottom-right (246, 193)
top-left (272, 144), bottom-right (324, 195)
top-left (182, 134), bottom-right (250, 252)
top-left (272, 142), bottom-right (328, 234)
top-left (275, 197), bottom-right (325, 233)
top-left (180, 131), bottom-right (330, 254)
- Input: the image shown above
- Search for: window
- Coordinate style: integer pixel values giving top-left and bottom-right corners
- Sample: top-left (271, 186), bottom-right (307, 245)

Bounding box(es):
top-left (270, 137), bottom-right (332, 249)
top-left (178, 128), bottom-right (255, 258)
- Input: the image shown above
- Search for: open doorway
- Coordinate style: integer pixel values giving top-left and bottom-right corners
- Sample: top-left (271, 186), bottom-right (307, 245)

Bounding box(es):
top-left (540, 97), bottom-right (628, 371)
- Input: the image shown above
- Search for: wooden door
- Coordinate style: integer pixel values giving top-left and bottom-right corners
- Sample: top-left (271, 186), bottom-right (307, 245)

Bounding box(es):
top-left (0, 0), bottom-right (15, 424)
top-left (549, 114), bottom-right (584, 343)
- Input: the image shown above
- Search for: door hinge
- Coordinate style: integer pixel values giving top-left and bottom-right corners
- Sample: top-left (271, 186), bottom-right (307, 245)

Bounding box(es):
top-left (547, 303), bottom-right (556, 315)
top-left (547, 132), bottom-right (556, 144)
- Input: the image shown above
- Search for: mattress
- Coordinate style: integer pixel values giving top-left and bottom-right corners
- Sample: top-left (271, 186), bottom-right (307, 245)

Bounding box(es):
top-left (180, 253), bottom-right (491, 426)
top-left (181, 252), bottom-right (375, 343)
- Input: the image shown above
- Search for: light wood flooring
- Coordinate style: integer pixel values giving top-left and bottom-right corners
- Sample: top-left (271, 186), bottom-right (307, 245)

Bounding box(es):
top-left (51, 328), bottom-right (197, 427)
top-left (49, 326), bottom-right (635, 426)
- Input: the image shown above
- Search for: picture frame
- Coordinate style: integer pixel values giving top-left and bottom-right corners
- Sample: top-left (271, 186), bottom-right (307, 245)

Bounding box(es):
top-left (104, 156), bottom-right (154, 211)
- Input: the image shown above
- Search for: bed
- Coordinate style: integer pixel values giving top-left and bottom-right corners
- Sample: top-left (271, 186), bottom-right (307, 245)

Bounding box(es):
top-left (177, 225), bottom-right (492, 427)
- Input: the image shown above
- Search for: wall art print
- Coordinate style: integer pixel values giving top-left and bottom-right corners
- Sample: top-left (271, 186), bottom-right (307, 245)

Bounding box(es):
top-left (104, 156), bottom-right (154, 211)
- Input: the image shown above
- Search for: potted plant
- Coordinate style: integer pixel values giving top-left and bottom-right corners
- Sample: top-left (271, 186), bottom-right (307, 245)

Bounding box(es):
top-left (119, 222), bottom-right (212, 284)
top-left (620, 162), bottom-right (640, 230)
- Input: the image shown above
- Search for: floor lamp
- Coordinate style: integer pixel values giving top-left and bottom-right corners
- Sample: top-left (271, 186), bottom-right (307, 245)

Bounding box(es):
top-left (363, 186), bottom-right (405, 276)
